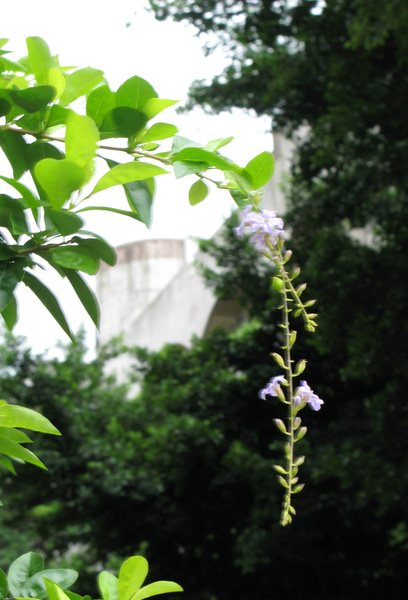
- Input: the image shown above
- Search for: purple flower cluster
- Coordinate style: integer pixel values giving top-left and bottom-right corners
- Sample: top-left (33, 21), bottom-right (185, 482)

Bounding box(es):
top-left (234, 206), bottom-right (284, 251)
top-left (294, 381), bottom-right (324, 411)
top-left (259, 375), bottom-right (287, 400)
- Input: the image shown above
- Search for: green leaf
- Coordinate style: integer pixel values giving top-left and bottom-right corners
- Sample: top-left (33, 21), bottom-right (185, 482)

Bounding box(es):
top-left (173, 161), bottom-right (208, 179)
top-left (100, 107), bottom-right (147, 139)
top-left (0, 436), bottom-right (46, 468)
top-left (173, 147), bottom-right (239, 172)
top-left (91, 162), bottom-right (167, 195)
top-left (76, 206), bottom-right (144, 221)
top-left (141, 123), bottom-right (178, 143)
top-left (65, 112), bottom-right (99, 177)
top-left (43, 579), bottom-right (71, 600)
top-left (0, 130), bottom-right (27, 179)
top-left (0, 176), bottom-right (41, 210)
top-left (48, 67), bottom-right (66, 99)
top-left (0, 403), bottom-right (60, 435)
top-left (59, 68), bottom-right (104, 107)
top-left (22, 271), bottom-right (74, 341)
top-left (47, 209), bottom-right (84, 236)
top-left (171, 136), bottom-right (201, 152)
top-left (134, 582), bottom-right (183, 600)
top-left (116, 76), bottom-right (157, 111)
top-left (98, 572), bottom-right (119, 600)
top-left (61, 268), bottom-right (100, 328)
top-left (0, 455), bottom-right (16, 475)
top-left (0, 262), bottom-right (22, 312)
top-left (10, 86), bottom-right (56, 113)
top-left (26, 37), bottom-right (53, 85)
top-left (8, 553), bottom-right (44, 597)
top-left (86, 85), bottom-right (115, 125)
top-left (118, 557), bottom-right (148, 600)
top-left (105, 158), bottom-right (153, 227)
top-left (0, 428), bottom-right (32, 444)
top-left (71, 236), bottom-right (116, 266)
top-left (1, 294), bottom-right (17, 330)
top-left (34, 159), bottom-right (86, 209)
top-left (243, 151), bottom-right (275, 189)
top-left (0, 569), bottom-right (8, 600)
top-left (50, 246), bottom-right (100, 276)
top-left (22, 570), bottom-right (78, 600)
top-left (142, 98), bottom-right (178, 120)
top-left (46, 105), bottom-right (72, 129)
top-left (205, 136), bottom-right (234, 152)
top-left (189, 179), bottom-right (208, 205)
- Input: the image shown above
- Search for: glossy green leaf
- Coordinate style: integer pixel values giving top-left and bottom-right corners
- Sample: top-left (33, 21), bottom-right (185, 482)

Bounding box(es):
top-left (0, 569), bottom-right (8, 600)
top-left (47, 210), bottom-right (84, 235)
top-left (22, 569), bottom-right (78, 600)
top-left (243, 151), bottom-right (275, 189)
top-left (171, 136), bottom-right (201, 152)
top-left (59, 68), bottom-right (104, 106)
top-left (1, 293), bottom-right (17, 330)
top-left (116, 76), bottom-right (157, 111)
top-left (50, 246), bottom-right (100, 276)
top-left (34, 159), bottom-right (86, 209)
top-left (76, 206), bottom-right (143, 221)
top-left (189, 179), bottom-right (208, 205)
top-left (10, 211), bottom-right (30, 235)
top-left (65, 112), bottom-right (99, 176)
top-left (0, 176), bottom-right (41, 210)
top-left (205, 136), bottom-right (234, 152)
top-left (173, 147), bottom-right (239, 172)
top-left (100, 107), bottom-right (147, 139)
top-left (44, 579), bottom-right (71, 600)
top-left (0, 262), bottom-right (21, 312)
top-left (0, 130), bottom-right (27, 179)
top-left (48, 67), bottom-right (66, 99)
top-left (22, 271), bottom-right (74, 341)
top-left (0, 437), bottom-right (45, 468)
top-left (61, 268), bottom-right (100, 328)
top-left (118, 557), bottom-right (148, 600)
top-left (46, 105), bottom-right (71, 129)
top-left (98, 572), bottom-right (119, 600)
top-left (141, 123), bottom-right (178, 143)
top-left (134, 581), bottom-right (183, 600)
top-left (91, 161), bottom-right (167, 195)
top-left (0, 403), bottom-right (60, 435)
top-left (0, 94), bottom-right (11, 117)
top-left (26, 140), bottom-right (64, 170)
top-left (10, 86), bottom-right (56, 113)
top-left (86, 85), bottom-right (115, 125)
top-left (0, 455), bottom-right (16, 475)
top-left (142, 98), bottom-right (178, 120)
top-left (26, 37), bottom-right (53, 85)
top-left (8, 553), bottom-right (44, 597)
top-left (173, 161), bottom-right (208, 179)
top-left (71, 236), bottom-right (116, 266)
top-left (0, 428), bottom-right (32, 444)
top-left (105, 158), bottom-right (153, 227)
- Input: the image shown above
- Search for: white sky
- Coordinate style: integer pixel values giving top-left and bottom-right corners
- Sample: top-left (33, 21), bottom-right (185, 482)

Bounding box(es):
top-left (2, 0), bottom-right (272, 354)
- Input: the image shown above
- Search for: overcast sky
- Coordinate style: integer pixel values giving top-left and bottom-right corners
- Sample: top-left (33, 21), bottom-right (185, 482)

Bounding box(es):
top-left (2, 0), bottom-right (272, 354)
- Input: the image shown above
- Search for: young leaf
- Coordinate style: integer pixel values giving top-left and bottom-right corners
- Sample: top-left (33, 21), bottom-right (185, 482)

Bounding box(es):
top-left (0, 569), bottom-right (7, 600)
top-left (116, 76), bottom-right (157, 111)
top-left (59, 68), bottom-right (104, 107)
top-left (65, 112), bottom-right (99, 174)
top-left (142, 98), bottom-right (178, 120)
top-left (22, 569), bottom-right (78, 600)
top-left (47, 210), bottom-right (84, 236)
top-left (119, 557), bottom-right (148, 600)
top-left (26, 37), bottom-right (53, 85)
top-left (98, 572), bottom-right (119, 600)
top-left (0, 403), bottom-right (60, 435)
top-left (86, 85), bottom-right (115, 125)
top-left (134, 581), bottom-right (183, 600)
top-left (43, 579), bottom-right (72, 600)
top-left (0, 436), bottom-right (46, 468)
top-left (0, 455), bottom-right (17, 475)
top-left (22, 271), bottom-right (74, 341)
top-left (34, 158), bottom-right (86, 209)
top-left (140, 123), bottom-right (178, 143)
top-left (243, 151), bottom-right (275, 189)
top-left (205, 136), bottom-right (234, 152)
top-left (1, 293), bottom-right (17, 330)
top-left (189, 179), bottom-right (208, 205)
top-left (173, 161), bottom-right (208, 179)
top-left (173, 147), bottom-right (240, 172)
top-left (10, 85), bottom-right (56, 113)
top-left (100, 107), bottom-right (147, 139)
top-left (90, 162), bottom-right (167, 195)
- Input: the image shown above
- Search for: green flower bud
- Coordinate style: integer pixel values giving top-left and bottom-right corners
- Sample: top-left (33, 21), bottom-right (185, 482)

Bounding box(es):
top-left (293, 483), bottom-right (305, 494)
top-left (272, 276), bottom-right (285, 292)
top-left (271, 352), bottom-right (286, 368)
top-left (295, 426), bottom-right (307, 441)
top-left (274, 418), bottom-right (288, 435)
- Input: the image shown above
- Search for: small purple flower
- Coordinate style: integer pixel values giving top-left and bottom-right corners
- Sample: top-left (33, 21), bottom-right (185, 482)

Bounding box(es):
top-left (234, 206), bottom-right (284, 249)
top-left (293, 381), bottom-right (324, 411)
top-left (259, 375), bottom-right (287, 400)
